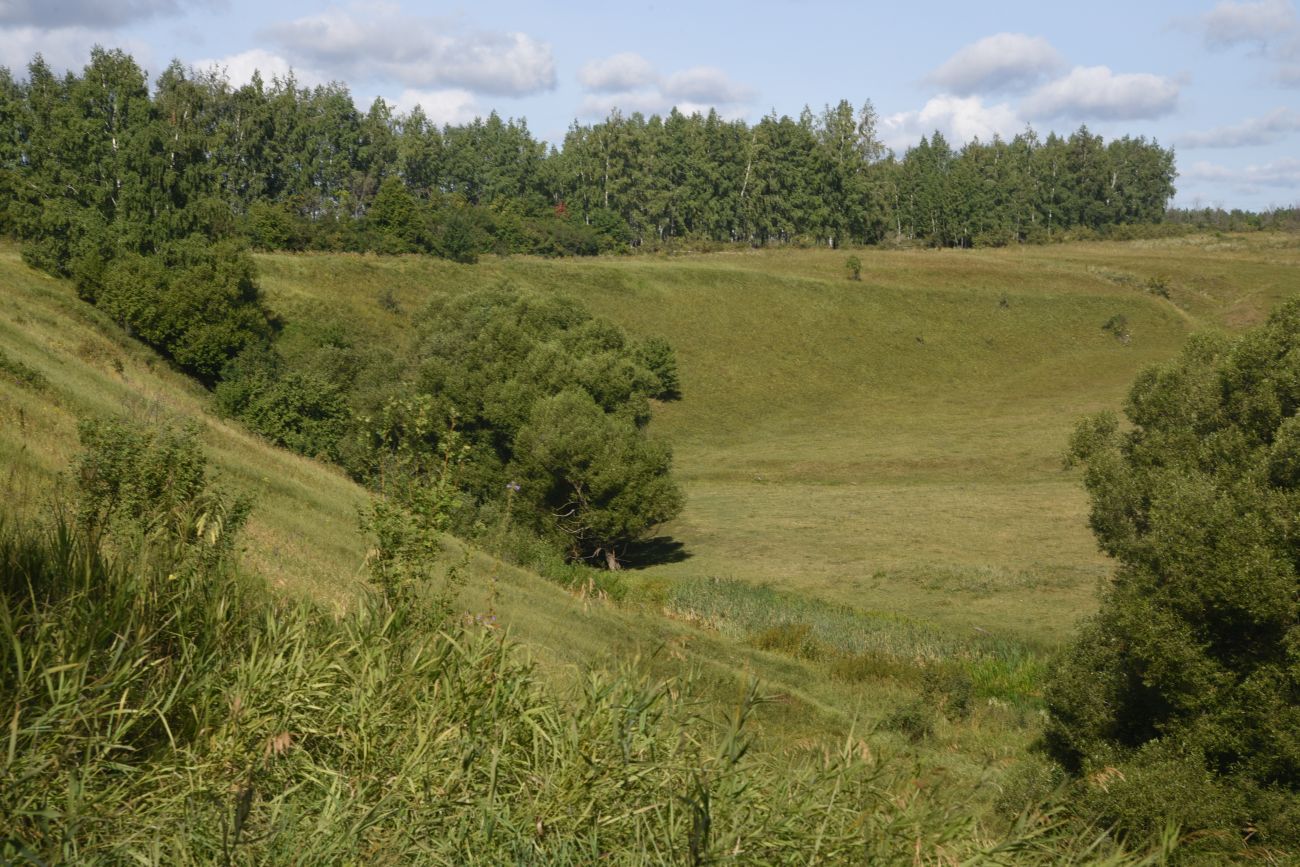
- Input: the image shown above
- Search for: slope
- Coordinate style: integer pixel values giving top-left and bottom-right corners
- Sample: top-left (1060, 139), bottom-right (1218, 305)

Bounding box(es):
top-left (253, 234), bottom-right (1300, 647)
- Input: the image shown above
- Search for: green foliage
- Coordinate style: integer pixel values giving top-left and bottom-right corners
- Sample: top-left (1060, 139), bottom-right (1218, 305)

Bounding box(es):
top-left (88, 237), bottom-right (270, 381)
top-left (845, 254), bottom-right (863, 280)
top-left (0, 48), bottom-right (1178, 262)
top-left (362, 285), bottom-right (682, 567)
top-left (512, 390), bottom-right (684, 568)
top-left (1048, 301), bottom-right (1300, 853)
top-left (216, 347), bottom-right (350, 460)
top-left (244, 201), bottom-right (302, 251)
top-left (74, 415), bottom-right (249, 556)
top-left (359, 422), bottom-right (466, 605)
top-left (636, 335), bottom-right (682, 399)
top-left (436, 205), bottom-right (484, 263)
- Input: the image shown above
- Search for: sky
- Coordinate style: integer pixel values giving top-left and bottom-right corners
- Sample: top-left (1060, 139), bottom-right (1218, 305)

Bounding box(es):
top-left (2, 0), bottom-right (1298, 210)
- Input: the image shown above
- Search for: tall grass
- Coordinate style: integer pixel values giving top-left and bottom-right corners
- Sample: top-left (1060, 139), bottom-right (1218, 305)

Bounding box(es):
top-left (3, 510), bottom-right (1136, 864)
top-left (0, 427), bottom-right (1167, 863)
top-left (667, 577), bottom-right (1046, 702)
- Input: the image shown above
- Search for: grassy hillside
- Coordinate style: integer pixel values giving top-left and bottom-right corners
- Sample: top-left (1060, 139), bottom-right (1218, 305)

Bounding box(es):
top-left (0, 239), bottom-right (1016, 747)
top-left (4, 233), bottom-right (1295, 860)
top-left (254, 233), bottom-right (1299, 648)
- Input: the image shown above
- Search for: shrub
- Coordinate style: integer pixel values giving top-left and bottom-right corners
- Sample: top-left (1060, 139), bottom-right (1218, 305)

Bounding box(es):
top-left (216, 347), bottom-right (350, 461)
top-left (1048, 302), bottom-right (1300, 855)
top-left (845, 255), bottom-right (862, 281)
top-left (374, 286), bottom-right (682, 569)
top-left (636, 336), bottom-right (682, 400)
top-left (91, 237), bottom-right (271, 382)
top-left (74, 415), bottom-right (249, 557)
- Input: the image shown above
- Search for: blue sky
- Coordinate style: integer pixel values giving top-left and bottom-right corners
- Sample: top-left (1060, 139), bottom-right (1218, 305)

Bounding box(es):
top-left (3, 0), bottom-right (1298, 209)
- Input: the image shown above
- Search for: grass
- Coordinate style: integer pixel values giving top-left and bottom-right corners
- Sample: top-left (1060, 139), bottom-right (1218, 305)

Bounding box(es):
top-left (0, 410), bottom-right (1162, 864)
top-left (253, 233), bottom-right (1300, 646)
top-left (4, 232), bottom-right (1296, 860)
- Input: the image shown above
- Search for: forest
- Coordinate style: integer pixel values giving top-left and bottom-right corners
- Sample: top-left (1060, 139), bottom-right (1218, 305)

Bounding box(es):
top-left (0, 48), bottom-right (1178, 262)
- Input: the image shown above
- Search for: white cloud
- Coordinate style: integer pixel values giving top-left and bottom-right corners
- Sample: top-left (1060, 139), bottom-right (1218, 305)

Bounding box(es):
top-left (265, 1), bottom-right (556, 96)
top-left (0, 0), bottom-right (206, 28)
top-left (575, 56), bottom-right (754, 118)
top-left (925, 33), bottom-right (1065, 95)
top-left (578, 90), bottom-right (670, 118)
top-left (1198, 0), bottom-right (1297, 50)
top-left (1178, 107), bottom-right (1300, 147)
top-left (662, 65), bottom-right (754, 104)
top-left (0, 25), bottom-right (150, 72)
top-left (880, 95), bottom-right (1020, 151)
top-left (1022, 66), bottom-right (1179, 121)
top-left (389, 87), bottom-right (479, 126)
top-left (193, 48), bottom-right (320, 88)
top-left (1183, 157), bottom-right (1300, 190)
top-left (578, 52), bottom-right (656, 93)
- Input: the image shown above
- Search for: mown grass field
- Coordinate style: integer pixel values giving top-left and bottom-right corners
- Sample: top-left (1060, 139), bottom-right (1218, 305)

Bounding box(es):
top-left (256, 233), bottom-right (1300, 647)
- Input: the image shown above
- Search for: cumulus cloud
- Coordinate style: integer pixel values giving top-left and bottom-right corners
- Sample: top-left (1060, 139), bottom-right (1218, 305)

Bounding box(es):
top-left (1185, 1), bottom-right (1300, 82)
top-left (0, 24), bottom-right (150, 71)
top-left (578, 52), bottom-right (656, 93)
top-left (578, 90), bottom-right (671, 118)
top-left (1022, 66), bottom-right (1179, 120)
top-left (264, 1), bottom-right (556, 96)
top-left (1183, 157), bottom-right (1300, 191)
top-left (925, 33), bottom-right (1065, 95)
top-left (194, 48), bottom-right (320, 88)
top-left (880, 95), bottom-right (1021, 151)
top-left (1197, 0), bottom-right (1297, 50)
top-left (662, 66), bottom-right (754, 104)
top-left (388, 87), bottom-right (479, 126)
top-left (1178, 107), bottom-right (1300, 147)
top-left (0, 0), bottom-right (207, 28)
top-left (575, 54), bottom-right (754, 118)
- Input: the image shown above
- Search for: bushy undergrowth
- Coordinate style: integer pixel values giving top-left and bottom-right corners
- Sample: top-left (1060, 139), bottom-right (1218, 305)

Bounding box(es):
top-left (0, 416), bottom-right (1156, 864)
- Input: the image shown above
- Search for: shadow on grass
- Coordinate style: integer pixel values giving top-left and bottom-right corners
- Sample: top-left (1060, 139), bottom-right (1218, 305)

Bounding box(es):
top-left (621, 535), bottom-right (691, 569)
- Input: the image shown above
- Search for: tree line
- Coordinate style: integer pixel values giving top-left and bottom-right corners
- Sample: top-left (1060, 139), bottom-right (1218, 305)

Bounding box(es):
top-left (0, 48), bottom-right (1178, 262)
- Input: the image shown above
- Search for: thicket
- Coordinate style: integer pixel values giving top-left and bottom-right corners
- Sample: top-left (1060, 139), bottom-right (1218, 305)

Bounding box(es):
top-left (1048, 301), bottom-right (1300, 859)
top-left (345, 286), bottom-right (684, 570)
top-left (0, 415), bottom-right (1151, 864)
top-left (1, 49), bottom-right (1178, 258)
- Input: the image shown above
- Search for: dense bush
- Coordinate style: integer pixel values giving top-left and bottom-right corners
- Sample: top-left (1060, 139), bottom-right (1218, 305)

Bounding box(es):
top-left (1048, 302), bottom-right (1300, 855)
top-left (512, 389), bottom-right (684, 569)
top-left (362, 285), bottom-right (683, 568)
top-left (84, 237), bottom-right (271, 382)
top-left (216, 347), bottom-right (351, 460)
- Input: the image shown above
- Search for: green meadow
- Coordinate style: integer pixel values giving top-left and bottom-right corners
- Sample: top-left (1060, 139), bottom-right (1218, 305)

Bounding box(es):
top-left (4, 232), bottom-right (1297, 858)
top-left (255, 233), bottom-right (1299, 647)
